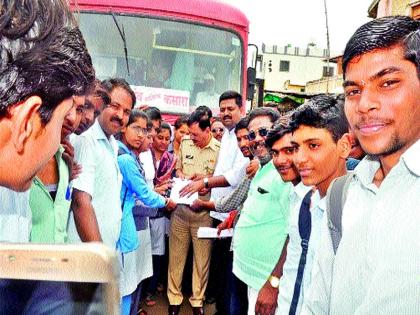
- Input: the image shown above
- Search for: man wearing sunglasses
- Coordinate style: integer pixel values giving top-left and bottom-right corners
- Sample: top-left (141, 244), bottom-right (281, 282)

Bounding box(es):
top-left (232, 107), bottom-right (293, 315)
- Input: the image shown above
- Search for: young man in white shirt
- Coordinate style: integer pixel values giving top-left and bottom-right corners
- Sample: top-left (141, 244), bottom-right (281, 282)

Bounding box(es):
top-left (254, 95), bottom-right (351, 315)
top-left (303, 16), bottom-right (420, 315)
top-left (253, 116), bottom-right (304, 315)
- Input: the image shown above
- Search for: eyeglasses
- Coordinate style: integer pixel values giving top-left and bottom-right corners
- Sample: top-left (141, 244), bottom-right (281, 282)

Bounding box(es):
top-left (247, 127), bottom-right (269, 141)
top-left (130, 125), bottom-right (148, 135)
top-left (211, 128), bottom-right (224, 133)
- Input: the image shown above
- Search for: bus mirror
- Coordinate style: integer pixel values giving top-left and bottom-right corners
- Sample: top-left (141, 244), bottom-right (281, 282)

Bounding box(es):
top-left (246, 67), bottom-right (256, 101)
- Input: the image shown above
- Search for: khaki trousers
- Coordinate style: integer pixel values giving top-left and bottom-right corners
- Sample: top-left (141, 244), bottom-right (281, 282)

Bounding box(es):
top-left (167, 205), bottom-right (213, 307)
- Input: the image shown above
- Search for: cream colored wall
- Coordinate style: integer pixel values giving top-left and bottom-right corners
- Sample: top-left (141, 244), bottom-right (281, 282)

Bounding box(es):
top-left (262, 53), bottom-right (337, 92)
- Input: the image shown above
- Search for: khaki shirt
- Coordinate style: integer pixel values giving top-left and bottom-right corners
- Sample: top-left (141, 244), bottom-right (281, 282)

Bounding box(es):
top-left (176, 136), bottom-right (220, 178)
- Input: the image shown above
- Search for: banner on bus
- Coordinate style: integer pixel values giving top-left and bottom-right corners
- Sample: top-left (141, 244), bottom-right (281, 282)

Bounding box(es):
top-left (131, 86), bottom-right (190, 114)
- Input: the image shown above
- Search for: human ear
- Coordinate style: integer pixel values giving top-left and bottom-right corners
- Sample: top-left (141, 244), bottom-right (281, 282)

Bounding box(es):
top-left (10, 96), bottom-right (42, 153)
top-left (337, 133), bottom-right (352, 159)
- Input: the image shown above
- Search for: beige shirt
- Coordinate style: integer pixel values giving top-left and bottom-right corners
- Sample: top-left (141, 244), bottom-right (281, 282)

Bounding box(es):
top-left (176, 135), bottom-right (220, 178)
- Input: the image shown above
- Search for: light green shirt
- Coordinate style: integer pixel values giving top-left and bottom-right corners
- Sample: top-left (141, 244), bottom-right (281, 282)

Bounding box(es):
top-left (29, 146), bottom-right (71, 243)
top-left (233, 161), bottom-right (292, 290)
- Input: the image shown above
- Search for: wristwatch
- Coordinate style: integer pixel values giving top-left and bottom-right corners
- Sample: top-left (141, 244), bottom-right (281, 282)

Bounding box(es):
top-left (268, 275), bottom-right (280, 289)
top-left (203, 177), bottom-right (209, 189)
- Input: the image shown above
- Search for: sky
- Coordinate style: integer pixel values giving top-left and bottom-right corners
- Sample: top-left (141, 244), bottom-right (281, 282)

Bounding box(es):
top-left (220, 0), bottom-right (372, 55)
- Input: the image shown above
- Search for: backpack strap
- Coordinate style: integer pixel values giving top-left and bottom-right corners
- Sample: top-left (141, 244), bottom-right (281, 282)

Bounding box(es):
top-left (326, 173), bottom-right (353, 254)
top-left (289, 189), bottom-right (313, 315)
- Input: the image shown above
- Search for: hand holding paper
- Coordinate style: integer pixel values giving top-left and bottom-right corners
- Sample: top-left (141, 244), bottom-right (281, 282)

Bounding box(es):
top-left (170, 178), bottom-right (199, 206)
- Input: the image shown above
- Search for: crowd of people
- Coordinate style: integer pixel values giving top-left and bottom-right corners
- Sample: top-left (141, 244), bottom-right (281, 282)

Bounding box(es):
top-left (0, 1), bottom-right (419, 315)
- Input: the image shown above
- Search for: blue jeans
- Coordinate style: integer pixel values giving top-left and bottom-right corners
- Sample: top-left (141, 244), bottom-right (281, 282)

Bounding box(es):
top-left (230, 274), bottom-right (248, 315)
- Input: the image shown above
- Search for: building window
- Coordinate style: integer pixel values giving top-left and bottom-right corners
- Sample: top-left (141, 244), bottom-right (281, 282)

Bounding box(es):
top-left (323, 66), bottom-right (334, 77)
top-left (294, 47), bottom-right (299, 55)
top-left (279, 60), bottom-right (290, 72)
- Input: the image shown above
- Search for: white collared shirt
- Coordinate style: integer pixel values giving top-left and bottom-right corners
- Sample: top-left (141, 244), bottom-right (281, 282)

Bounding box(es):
top-left (303, 139), bottom-right (420, 315)
top-left (67, 120), bottom-right (123, 249)
top-left (210, 127), bottom-right (248, 221)
top-left (0, 187), bottom-right (31, 242)
top-left (276, 184), bottom-right (322, 315)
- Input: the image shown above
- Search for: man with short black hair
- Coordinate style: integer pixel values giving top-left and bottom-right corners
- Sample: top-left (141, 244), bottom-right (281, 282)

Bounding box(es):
top-left (68, 78), bottom-right (135, 249)
top-left (75, 80), bottom-right (110, 135)
top-left (303, 16), bottom-right (420, 315)
top-left (232, 107), bottom-right (292, 315)
top-left (0, 0), bottom-right (95, 243)
top-left (268, 94), bottom-right (351, 315)
top-left (181, 91), bottom-right (249, 313)
top-left (0, 0), bottom-right (94, 192)
top-left (168, 110), bottom-right (220, 315)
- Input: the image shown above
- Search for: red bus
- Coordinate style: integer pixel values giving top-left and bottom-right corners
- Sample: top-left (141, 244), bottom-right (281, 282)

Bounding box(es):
top-left (70, 0), bottom-right (251, 121)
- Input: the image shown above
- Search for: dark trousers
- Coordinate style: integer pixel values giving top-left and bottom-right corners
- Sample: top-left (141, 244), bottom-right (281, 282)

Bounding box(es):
top-left (130, 281), bottom-right (143, 315)
top-left (145, 255), bottom-right (162, 296)
top-left (206, 219), bottom-right (232, 315)
top-left (230, 274), bottom-right (248, 315)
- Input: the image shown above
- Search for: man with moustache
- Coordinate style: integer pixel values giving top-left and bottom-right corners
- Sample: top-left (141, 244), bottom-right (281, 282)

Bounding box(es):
top-left (181, 91), bottom-right (249, 314)
top-left (232, 108), bottom-right (292, 315)
top-left (168, 110), bottom-right (220, 315)
top-left (68, 78), bottom-right (136, 249)
top-left (303, 16), bottom-right (420, 315)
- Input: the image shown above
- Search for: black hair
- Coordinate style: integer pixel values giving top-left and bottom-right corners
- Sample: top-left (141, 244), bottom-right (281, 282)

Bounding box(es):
top-left (343, 16), bottom-right (420, 78)
top-left (290, 94), bottom-right (347, 143)
top-left (144, 106), bottom-right (162, 121)
top-left (195, 105), bottom-right (213, 119)
top-left (219, 90), bottom-right (242, 107)
top-left (247, 107), bottom-right (280, 126)
top-left (265, 115), bottom-right (293, 148)
top-left (88, 79), bottom-right (110, 108)
top-left (0, 0), bottom-right (95, 123)
top-left (174, 115), bottom-right (189, 130)
top-left (127, 109), bottom-right (149, 126)
top-left (187, 110), bottom-right (211, 130)
top-left (404, 28), bottom-right (420, 77)
top-left (211, 117), bottom-right (222, 125)
top-left (157, 122), bottom-right (172, 137)
top-left (102, 78), bottom-right (136, 108)
top-left (234, 117), bottom-right (249, 134)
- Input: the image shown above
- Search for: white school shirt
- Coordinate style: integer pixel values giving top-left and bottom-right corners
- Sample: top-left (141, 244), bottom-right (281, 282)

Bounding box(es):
top-left (67, 120), bottom-right (122, 249)
top-left (302, 139), bottom-right (420, 315)
top-left (276, 184), bottom-right (323, 315)
top-left (210, 127), bottom-right (248, 221)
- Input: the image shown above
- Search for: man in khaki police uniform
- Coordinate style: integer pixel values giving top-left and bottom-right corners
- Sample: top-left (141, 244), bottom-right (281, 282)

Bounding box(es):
top-left (168, 110), bottom-right (220, 315)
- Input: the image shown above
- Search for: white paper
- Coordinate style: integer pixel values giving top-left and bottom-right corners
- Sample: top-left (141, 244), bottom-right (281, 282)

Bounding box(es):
top-left (197, 227), bottom-right (234, 238)
top-left (169, 177), bottom-right (198, 206)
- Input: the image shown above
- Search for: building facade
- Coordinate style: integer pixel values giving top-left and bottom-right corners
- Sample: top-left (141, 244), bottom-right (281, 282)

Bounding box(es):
top-left (368, 0), bottom-right (420, 19)
top-left (257, 44), bottom-right (337, 93)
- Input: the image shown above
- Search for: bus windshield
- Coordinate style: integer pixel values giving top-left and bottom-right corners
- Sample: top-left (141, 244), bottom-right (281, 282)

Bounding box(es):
top-left (78, 12), bottom-right (243, 113)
